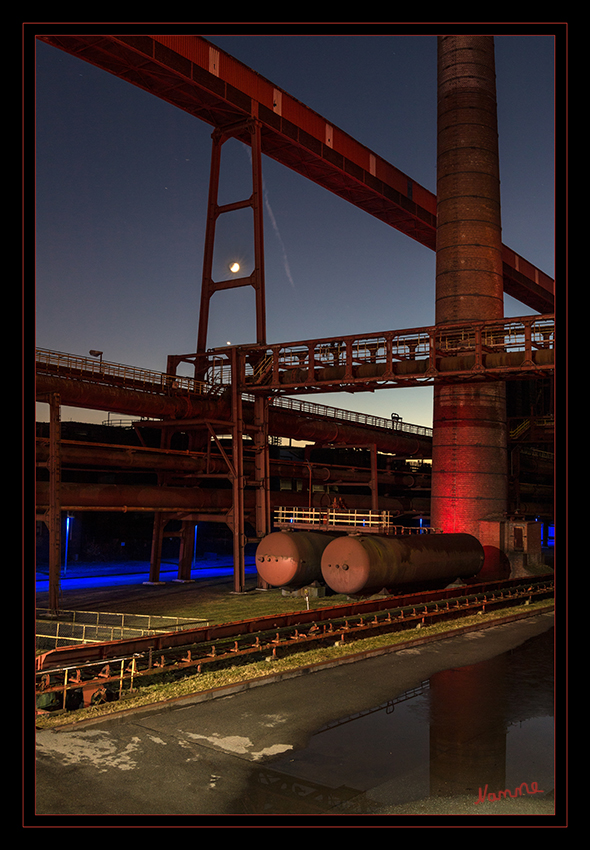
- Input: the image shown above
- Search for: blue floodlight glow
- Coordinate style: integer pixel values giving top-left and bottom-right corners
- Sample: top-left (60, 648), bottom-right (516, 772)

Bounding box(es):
top-left (36, 556), bottom-right (257, 592)
top-left (63, 514), bottom-right (72, 575)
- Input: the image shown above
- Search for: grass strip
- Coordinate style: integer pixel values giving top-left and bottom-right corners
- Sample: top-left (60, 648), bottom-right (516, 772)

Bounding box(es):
top-left (35, 599), bottom-right (553, 730)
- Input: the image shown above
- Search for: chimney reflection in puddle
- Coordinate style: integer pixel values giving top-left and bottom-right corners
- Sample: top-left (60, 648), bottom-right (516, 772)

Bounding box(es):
top-left (243, 629), bottom-right (554, 815)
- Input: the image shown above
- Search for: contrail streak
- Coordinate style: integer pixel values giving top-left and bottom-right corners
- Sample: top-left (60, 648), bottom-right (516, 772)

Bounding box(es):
top-left (244, 144), bottom-right (296, 289)
top-left (264, 187), bottom-right (296, 290)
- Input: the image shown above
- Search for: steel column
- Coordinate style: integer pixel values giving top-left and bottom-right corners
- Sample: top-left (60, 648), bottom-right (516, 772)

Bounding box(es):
top-left (253, 394), bottom-right (271, 540)
top-left (148, 513), bottom-right (165, 584)
top-left (195, 117), bottom-right (268, 591)
top-left (196, 128), bottom-right (223, 357)
top-left (230, 346), bottom-right (246, 592)
top-left (250, 119), bottom-right (267, 345)
top-left (369, 444), bottom-right (379, 513)
top-left (47, 393), bottom-right (61, 611)
top-left (147, 423), bottom-right (174, 584)
top-left (178, 521), bottom-right (196, 582)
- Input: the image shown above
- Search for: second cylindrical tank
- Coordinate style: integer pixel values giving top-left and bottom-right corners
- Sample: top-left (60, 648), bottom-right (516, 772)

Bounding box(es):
top-left (320, 533), bottom-right (484, 595)
top-left (255, 530), bottom-right (338, 587)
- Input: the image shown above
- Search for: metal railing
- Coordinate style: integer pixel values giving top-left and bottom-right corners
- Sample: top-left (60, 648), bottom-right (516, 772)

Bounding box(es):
top-left (230, 314), bottom-right (554, 390)
top-left (274, 507), bottom-right (441, 534)
top-left (269, 397), bottom-right (432, 437)
top-left (509, 419), bottom-right (531, 440)
top-left (100, 417), bottom-right (160, 428)
top-left (436, 315), bottom-right (554, 354)
top-left (36, 608), bottom-right (208, 651)
top-left (36, 348), bottom-right (218, 397)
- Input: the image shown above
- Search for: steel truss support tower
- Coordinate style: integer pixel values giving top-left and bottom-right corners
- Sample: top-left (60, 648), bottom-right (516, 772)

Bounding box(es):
top-left (195, 119), bottom-right (270, 591)
top-left (196, 119), bottom-right (267, 356)
top-left (431, 36), bottom-right (508, 545)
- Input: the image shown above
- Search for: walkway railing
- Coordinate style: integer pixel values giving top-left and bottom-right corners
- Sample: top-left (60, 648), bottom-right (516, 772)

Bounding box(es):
top-left (274, 507), bottom-right (441, 535)
top-left (36, 348), bottom-right (218, 397)
top-left (35, 608), bottom-right (208, 651)
top-left (216, 314), bottom-right (555, 392)
top-left (36, 347), bottom-right (432, 439)
top-left (269, 396), bottom-right (432, 437)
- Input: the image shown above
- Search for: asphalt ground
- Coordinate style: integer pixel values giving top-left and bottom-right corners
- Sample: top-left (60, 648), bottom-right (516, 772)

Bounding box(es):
top-left (30, 607), bottom-right (560, 827)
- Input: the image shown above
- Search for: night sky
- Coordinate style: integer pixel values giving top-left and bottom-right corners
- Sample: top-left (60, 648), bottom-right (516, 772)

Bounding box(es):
top-left (33, 29), bottom-right (557, 429)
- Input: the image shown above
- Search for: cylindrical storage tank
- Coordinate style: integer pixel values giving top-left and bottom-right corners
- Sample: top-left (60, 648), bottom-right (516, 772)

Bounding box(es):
top-left (256, 531), bottom-right (338, 587)
top-left (321, 533), bottom-right (484, 595)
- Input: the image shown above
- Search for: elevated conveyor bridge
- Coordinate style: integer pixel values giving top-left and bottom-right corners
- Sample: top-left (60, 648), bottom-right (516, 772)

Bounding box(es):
top-left (171, 313), bottom-right (555, 396)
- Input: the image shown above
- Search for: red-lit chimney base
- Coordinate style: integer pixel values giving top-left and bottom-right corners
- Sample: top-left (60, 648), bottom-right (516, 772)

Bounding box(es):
top-left (431, 382), bottom-right (507, 535)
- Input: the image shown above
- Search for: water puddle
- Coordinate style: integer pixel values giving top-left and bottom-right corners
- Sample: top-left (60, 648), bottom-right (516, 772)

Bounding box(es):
top-left (240, 628), bottom-right (555, 815)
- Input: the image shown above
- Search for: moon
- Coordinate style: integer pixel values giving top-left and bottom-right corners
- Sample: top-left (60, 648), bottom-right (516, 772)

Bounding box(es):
top-left (229, 262), bottom-right (240, 273)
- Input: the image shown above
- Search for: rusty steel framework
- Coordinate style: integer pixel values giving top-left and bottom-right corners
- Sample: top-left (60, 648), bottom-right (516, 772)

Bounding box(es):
top-left (170, 314), bottom-right (554, 395)
top-left (36, 577), bottom-right (554, 715)
top-left (35, 33), bottom-right (556, 605)
top-left (196, 119), bottom-right (267, 355)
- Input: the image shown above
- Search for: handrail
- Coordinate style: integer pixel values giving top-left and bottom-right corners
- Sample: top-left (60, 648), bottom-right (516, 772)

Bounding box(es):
top-left (274, 506), bottom-right (441, 534)
top-left (36, 348), bottom-right (217, 397)
top-left (204, 313), bottom-right (554, 393)
top-left (509, 419), bottom-right (531, 439)
top-left (269, 396), bottom-right (432, 437)
top-left (35, 347), bottom-right (432, 436)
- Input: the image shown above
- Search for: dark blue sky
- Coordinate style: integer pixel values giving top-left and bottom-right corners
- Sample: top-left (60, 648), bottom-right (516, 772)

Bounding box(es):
top-left (34, 31), bottom-right (556, 428)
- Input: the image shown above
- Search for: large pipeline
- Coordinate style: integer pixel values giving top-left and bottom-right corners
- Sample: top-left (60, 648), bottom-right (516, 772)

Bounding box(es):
top-left (35, 481), bottom-right (431, 516)
top-left (36, 439), bottom-right (424, 488)
top-left (320, 532), bottom-right (485, 595)
top-left (276, 348), bottom-right (552, 388)
top-left (35, 434), bottom-right (552, 518)
top-left (35, 480), bottom-right (549, 523)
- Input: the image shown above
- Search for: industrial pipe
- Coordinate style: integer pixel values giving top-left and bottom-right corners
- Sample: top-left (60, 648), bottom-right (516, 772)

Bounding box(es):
top-left (35, 481), bottom-right (431, 516)
top-left (276, 348), bottom-right (552, 388)
top-left (36, 439), bottom-right (423, 488)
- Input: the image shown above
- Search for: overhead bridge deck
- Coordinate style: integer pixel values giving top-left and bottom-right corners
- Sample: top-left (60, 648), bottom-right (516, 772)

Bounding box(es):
top-left (35, 348), bottom-right (433, 457)
top-left (37, 34), bottom-right (554, 314)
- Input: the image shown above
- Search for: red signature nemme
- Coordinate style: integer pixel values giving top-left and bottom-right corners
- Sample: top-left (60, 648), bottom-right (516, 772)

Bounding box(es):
top-left (475, 781), bottom-right (544, 804)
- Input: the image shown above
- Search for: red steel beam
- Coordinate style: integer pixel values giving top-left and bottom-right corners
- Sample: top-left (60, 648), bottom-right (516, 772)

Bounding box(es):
top-left (36, 34), bottom-right (554, 313)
